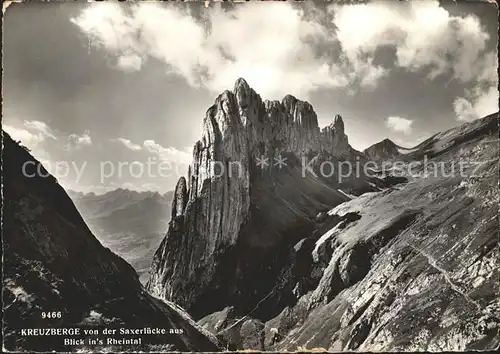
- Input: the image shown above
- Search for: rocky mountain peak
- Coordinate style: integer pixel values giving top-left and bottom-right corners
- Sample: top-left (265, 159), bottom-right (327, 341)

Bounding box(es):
top-left (147, 78), bottom-right (355, 316)
top-left (364, 137), bottom-right (401, 160)
top-left (320, 114), bottom-right (349, 156)
top-left (281, 94), bottom-right (298, 113)
top-left (199, 78), bottom-right (350, 159)
top-left (323, 114), bottom-right (344, 133)
top-left (333, 114), bottom-right (344, 132)
top-left (233, 77), bottom-right (251, 96)
top-left (284, 96), bottom-right (318, 130)
top-left (381, 137), bottom-right (396, 145)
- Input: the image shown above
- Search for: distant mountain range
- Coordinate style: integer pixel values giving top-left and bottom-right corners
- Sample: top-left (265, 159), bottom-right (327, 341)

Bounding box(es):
top-left (67, 188), bottom-right (173, 284)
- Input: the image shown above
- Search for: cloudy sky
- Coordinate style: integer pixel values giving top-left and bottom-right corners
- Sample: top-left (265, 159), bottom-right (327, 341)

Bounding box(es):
top-left (3, 0), bottom-right (498, 194)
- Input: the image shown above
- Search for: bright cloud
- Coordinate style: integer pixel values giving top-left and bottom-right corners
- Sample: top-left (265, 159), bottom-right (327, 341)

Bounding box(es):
top-left (332, 1), bottom-right (492, 82)
top-left (4, 120), bottom-right (57, 146)
top-left (23, 120), bottom-right (57, 140)
top-left (3, 121), bottom-right (55, 161)
top-left (114, 137), bottom-right (142, 151)
top-left (71, 1), bottom-right (496, 100)
top-left (143, 140), bottom-right (192, 165)
top-left (70, 1), bottom-right (349, 98)
top-left (386, 116), bottom-right (414, 135)
top-left (453, 49), bottom-right (498, 122)
top-left (2, 120), bottom-right (57, 148)
top-left (71, 0), bottom-right (497, 122)
top-left (111, 136), bottom-right (192, 164)
top-left (453, 85), bottom-right (499, 122)
top-left (331, 0), bottom-right (498, 122)
top-left (117, 54), bottom-right (143, 72)
top-left (3, 125), bottom-right (44, 145)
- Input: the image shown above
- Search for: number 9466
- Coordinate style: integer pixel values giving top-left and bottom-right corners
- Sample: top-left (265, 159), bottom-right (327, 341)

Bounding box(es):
top-left (42, 311), bottom-right (62, 319)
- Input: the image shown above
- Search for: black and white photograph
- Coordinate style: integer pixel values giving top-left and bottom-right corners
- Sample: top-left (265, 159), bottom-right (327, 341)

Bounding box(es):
top-left (2, 0), bottom-right (499, 352)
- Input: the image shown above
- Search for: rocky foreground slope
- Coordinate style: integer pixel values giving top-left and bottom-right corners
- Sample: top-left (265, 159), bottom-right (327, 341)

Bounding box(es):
top-left (2, 132), bottom-right (221, 352)
top-left (147, 78), bottom-right (499, 351)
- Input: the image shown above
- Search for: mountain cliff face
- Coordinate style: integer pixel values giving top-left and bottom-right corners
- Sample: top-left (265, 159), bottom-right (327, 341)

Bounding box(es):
top-left (147, 79), bottom-right (353, 319)
top-left (2, 132), bottom-right (222, 352)
top-left (68, 189), bottom-right (173, 284)
top-left (146, 78), bottom-right (498, 351)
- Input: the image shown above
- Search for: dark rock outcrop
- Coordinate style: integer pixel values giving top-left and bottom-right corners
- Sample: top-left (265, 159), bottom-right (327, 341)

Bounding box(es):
top-left (2, 132), bottom-right (222, 352)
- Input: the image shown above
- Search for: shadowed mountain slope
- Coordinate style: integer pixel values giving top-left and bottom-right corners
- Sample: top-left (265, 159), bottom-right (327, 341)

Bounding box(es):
top-left (2, 131), bottom-right (222, 352)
